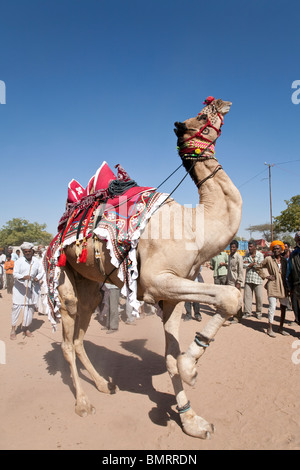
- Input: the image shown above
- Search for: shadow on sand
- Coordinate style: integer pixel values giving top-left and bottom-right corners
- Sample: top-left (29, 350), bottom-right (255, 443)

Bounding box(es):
top-left (43, 336), bottom-right (180, 429)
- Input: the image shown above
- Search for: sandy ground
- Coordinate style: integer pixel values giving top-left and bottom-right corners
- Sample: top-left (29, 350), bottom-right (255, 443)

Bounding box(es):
top-left (0, 266), bottom-right (300, 451)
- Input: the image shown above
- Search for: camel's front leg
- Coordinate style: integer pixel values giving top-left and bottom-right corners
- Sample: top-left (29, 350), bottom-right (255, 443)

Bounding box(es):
top-left (163, 302), bottom-right (214, 439)
top-left (158, 275), bottom-right (241, 438)
top-left (158, 273), bottom-right (241, 385)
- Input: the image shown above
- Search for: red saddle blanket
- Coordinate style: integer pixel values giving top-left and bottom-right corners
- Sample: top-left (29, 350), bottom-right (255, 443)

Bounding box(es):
top-left (44, 186), bottom-right (168, 319)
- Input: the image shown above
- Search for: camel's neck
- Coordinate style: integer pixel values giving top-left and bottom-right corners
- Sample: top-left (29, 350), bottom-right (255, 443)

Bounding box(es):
top-left (187, 157), bottom-right (242, 255)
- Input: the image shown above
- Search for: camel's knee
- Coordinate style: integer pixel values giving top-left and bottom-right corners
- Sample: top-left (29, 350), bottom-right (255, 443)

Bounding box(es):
top-left (64, 296), bottom-right (78, 315)
top-left (59, 292), bottom-right (78, 316)
top-left (217, 286), bottom-right (241, 316)
top-left (166, 354), bottom-right (179, 377)
top-left (61, 341), bottom-right (75, 362)
top-left (74, 338), bottom-right (85, 356)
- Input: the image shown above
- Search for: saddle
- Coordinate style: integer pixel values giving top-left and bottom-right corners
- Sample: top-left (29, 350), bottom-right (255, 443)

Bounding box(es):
top-left (44, 161), bottom-right (167, 320)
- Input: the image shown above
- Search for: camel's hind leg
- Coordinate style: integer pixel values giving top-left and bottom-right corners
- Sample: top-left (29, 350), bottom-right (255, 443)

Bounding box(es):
top-left (59, 267), bottom-right (115, 418)
top-left (74, 276), bottom-right (117, 397)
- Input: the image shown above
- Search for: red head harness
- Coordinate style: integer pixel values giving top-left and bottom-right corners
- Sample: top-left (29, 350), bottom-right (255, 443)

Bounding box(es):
top-left (178, 97), bottom-right (224, 158)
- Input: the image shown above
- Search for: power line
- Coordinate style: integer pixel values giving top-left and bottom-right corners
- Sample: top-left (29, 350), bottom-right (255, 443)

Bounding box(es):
top-left (238, 158), bottom-right (300, 189)
top-left (273, 159), bottom-right (300, 166)
top-left (238, 168), bottom-right (268, 188)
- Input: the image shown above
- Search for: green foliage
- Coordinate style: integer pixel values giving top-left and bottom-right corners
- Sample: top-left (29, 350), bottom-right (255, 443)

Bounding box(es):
top-left (0, 218), bottom-right (53, 247)
top-left (245, 223), bottom-right (275, 242)
top-left (273, 195), bottom-right (300, 233)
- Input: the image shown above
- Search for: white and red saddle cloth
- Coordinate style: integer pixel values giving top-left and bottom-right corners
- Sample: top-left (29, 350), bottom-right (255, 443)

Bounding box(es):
top-left (45, 162), bottom-right (168, 323)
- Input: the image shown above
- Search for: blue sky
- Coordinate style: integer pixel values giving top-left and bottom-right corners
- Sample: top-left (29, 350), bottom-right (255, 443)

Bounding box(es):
top-left (1, 0), bottom-right (299, 240)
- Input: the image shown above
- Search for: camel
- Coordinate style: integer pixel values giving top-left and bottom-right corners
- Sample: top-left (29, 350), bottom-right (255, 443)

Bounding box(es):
top-left (56, 97), bottom-right (242, 439)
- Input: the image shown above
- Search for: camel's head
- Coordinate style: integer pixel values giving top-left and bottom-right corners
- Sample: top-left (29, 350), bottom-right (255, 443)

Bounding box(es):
top-left (174, 97), bottom-right (232, 158)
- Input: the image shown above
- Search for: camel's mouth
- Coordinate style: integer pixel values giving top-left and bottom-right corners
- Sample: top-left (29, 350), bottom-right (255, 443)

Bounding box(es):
top-left (220, 102), bottom-right (232, 114)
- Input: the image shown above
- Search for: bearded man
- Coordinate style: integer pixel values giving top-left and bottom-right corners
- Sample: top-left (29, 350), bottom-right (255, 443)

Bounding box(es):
top-left (10, 242), bottom-right (43, 340)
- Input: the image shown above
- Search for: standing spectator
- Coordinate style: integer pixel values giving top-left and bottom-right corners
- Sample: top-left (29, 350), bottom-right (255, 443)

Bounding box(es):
top-left (283, 241), bottom-right (291, 260)
top-left (10, 242), bottom-right (43, 340)
top-left (36, 246), bottom-right (50, 317)
top-left (209, 252), bottom-right (228, 285)
top-left (183, 269), bottom-right (203, 322)
top-left (256, 241), bottom-right (290, 337)
top-left (7, 246), bottom-right (18, 261)
top-left (0, 263), bottom-right (3, 297)
top-left (0, 247), bottom-right (6, 293)
top-left (287, 231), bottom-right (300, 316)
top-left (243, 241), bottom-right (264, 319)
top-left (4, 253), bottom-right (14, 294)
top-left (227, 240), bottom-right (244, 323)
top-left (100, 284), bottom-right (120, 333)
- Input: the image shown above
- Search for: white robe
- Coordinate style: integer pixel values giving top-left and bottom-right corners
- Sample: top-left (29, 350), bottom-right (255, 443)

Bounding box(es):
top-left (12, 256), bottom-right (44, 327)
top-left (12, 256), bottom-right (44, 305)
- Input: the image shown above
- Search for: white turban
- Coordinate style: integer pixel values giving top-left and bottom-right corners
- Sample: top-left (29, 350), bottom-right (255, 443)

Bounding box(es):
top-left (21, 242), bottom-right (34, 250)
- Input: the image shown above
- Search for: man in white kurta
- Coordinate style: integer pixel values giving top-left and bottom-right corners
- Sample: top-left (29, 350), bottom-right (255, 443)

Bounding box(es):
top-left (10, 242), bottom-right (44, 339)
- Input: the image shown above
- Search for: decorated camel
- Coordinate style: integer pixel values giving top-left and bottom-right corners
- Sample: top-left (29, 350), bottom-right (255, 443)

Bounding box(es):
top-left (46, 97), bottom-right (242, 439)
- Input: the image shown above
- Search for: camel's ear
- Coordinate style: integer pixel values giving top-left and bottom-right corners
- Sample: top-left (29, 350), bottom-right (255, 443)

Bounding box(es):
top-left (174, 121), bottom-right (187, 136)
top-left (216, 100), bottom-right (232, 116)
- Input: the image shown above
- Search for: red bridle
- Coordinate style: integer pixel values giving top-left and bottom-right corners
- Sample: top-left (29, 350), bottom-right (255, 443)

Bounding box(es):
top-left (182, 109), bottom-right (223, 146)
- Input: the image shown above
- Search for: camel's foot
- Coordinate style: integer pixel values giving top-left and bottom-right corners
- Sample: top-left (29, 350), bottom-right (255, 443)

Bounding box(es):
top-left (95, 378), bottom-right (118, 395)
top-left (180, 409), bottom-right (214, 439)
top-left (75, 395), bottom-right (96, 418)
top-left (177, 353), bottom-right (197, 386)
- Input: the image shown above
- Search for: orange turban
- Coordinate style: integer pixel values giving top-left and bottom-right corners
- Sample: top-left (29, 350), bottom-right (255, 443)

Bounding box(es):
top-left (270, 240), bottom-right (285, 251)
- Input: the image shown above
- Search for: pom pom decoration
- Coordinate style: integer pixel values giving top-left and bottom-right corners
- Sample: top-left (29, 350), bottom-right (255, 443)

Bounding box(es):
top-left (203, 96), bottom-right (215, 105)
top-left (78, 239), bottom-right (88, 263)
top-left (57, 249), bottom-right (67, 267)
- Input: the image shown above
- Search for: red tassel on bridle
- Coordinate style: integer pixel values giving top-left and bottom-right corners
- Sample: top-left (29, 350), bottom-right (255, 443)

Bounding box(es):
top-left (78, 238), bottom-right (88, 263)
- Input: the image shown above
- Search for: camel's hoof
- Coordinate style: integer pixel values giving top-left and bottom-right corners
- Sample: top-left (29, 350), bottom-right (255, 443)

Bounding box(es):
top-left (107, 382), bottom-right (118, 394)
top-left (75, 400), bottom-right (96, 417)
top-left (181, 412), bottom-right (215, 439)
top-left (96, 380), bottom-right (118, 394)
top-left (177, 353), bottom-right (197, 386)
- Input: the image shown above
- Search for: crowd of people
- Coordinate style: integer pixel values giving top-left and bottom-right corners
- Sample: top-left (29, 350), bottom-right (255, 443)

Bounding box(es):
top-left (202, 232), bottom-right (300, 338)
top-left (0, 242), bottom-right (156, 338)
top-left (1, 231), bottom-right (300, 340)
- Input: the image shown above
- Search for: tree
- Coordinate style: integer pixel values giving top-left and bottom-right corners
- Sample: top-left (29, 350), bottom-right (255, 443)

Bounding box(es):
top-left (0, 218), bottom-right (53, 247)
top-left (273, 195), bottom-right (300, 233)
top-left (245, 223), bottom-right (277, 242)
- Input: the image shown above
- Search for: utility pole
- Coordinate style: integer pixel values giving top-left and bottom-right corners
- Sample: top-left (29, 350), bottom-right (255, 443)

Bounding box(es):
top-left (264, 162), bottom-right (274, 242)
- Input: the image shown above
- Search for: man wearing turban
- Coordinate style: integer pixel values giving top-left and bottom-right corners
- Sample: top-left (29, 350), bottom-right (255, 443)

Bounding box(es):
top-left (256, 241), bottom-right (290, 337)
top-left (10, 242), bottom-right (44, 340)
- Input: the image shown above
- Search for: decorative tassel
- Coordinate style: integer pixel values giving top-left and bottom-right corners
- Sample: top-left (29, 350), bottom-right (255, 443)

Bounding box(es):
top-left (78, 238), bottom-right (87, 263)
top-left (56, 208), bottom-right (79, 268)
top-left (78, 200), bottom-right (99, 264)
top-left (57, 250), bottom-right (67, 267)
